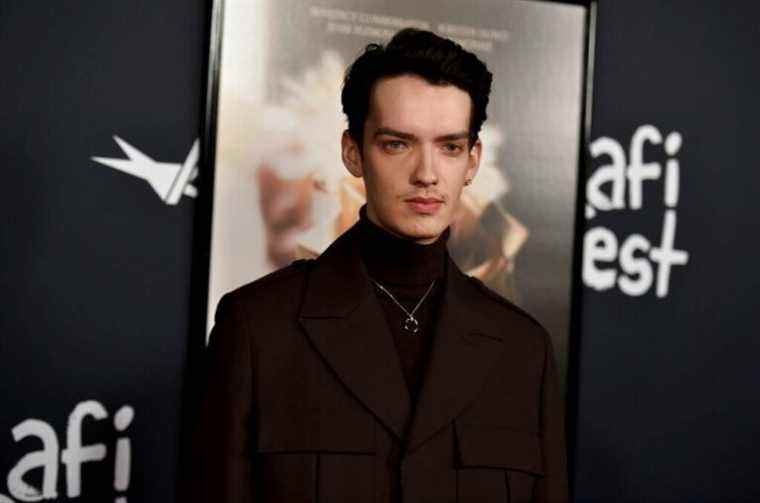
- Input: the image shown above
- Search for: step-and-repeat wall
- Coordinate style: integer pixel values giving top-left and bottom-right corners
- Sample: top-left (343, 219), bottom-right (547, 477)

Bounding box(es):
top-left (0, 2), bottom-right (205, 502)
top-left (573, 1), bottom-right (760, 501)
top-left (1, 1), bottom-right (758, 501)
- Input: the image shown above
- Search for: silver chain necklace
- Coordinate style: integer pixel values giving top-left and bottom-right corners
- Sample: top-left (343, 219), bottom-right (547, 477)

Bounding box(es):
top-left (371, 279), bottom-right (436, 334)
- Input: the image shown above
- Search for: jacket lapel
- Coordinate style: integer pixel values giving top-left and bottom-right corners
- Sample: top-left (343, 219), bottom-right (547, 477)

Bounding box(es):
top-left (298, 225), bottom-right (411, 441)
top-left (406, 258), bottom-right (505, 453)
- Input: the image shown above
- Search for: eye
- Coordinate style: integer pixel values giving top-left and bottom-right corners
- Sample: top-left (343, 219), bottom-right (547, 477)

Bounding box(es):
top-left (442, 142), bottom-right (464, 155)
top-left (382, 140), bottom-right (408, 152)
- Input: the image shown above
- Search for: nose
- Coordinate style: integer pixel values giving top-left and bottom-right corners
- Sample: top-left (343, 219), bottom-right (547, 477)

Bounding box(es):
top-left (411, 145), bottom-right (438, 186)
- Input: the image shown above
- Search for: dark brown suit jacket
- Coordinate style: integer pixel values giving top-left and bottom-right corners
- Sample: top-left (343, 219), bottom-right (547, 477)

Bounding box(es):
top-left (188, 222), bottom-right (568, 502)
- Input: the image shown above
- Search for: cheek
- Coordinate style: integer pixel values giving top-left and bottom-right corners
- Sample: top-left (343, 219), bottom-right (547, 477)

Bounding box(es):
top-left (363, 157), bottom-right (406, 197)
top-left (441, 160), bottom-right (470, 189)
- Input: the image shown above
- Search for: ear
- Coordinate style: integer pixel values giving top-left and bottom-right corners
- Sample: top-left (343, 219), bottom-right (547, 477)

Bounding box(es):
top-left (341, 130), bottom-right (363, 178)
top-left (465, 138), bottom-right (482, 183)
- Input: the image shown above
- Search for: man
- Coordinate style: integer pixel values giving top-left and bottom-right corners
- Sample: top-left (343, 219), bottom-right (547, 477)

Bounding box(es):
top-left (188, 28), bottom-right (567, 502)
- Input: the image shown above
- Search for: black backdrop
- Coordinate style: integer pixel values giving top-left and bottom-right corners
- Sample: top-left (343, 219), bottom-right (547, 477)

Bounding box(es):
top-left (0, 2), bottom-right (206, 501)
top-left (1, 1), bottom-right (759, 501)
top-left (572, 0), bottom-right (760, 501)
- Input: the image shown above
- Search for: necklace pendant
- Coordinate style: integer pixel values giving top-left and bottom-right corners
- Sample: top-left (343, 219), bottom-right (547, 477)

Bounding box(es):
top-left (403, 316), bottom-right (419, 334)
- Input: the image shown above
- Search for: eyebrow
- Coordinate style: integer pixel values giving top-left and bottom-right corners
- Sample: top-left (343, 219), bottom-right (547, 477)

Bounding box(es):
top-left (374, 127), bottom-right (469, 142)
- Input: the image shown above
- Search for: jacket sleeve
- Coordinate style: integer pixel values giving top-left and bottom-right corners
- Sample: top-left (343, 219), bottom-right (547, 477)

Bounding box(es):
top-left (534, 331), bottom-right (569, 503)
top-left (186, 294), bottom-right (256, 502)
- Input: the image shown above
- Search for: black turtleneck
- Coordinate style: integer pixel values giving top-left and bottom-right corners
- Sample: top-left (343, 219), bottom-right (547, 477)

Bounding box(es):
top-left (357, 207), bottom-right (448, 406)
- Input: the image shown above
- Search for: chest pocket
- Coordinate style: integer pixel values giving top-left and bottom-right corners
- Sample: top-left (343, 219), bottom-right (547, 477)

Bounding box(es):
top-left (257, 420), bottom-right (375, 503)
top-left (455, 424), bottom-right (543, 503)
top-left (255, 360), bottom-right (376, 503)
top-left (256, 451), bottom-right (375, 503)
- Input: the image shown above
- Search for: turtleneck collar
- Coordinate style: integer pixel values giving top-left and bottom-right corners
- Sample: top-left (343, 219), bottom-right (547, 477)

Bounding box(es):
top-left (358, 205), bottom-right (448, 286)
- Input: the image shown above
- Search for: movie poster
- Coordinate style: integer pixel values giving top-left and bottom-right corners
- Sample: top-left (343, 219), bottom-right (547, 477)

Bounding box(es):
top-left (206, 0), bottom-right (588, 389)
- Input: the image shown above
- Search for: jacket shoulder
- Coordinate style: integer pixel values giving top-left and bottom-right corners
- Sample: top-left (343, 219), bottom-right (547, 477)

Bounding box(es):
top-left (220, 259), bottom-right (313, 307)
top-left (465, 275), bottom-right (547, 334)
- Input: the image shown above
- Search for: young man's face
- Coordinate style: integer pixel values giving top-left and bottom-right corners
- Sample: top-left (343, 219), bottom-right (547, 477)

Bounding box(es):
top-left (342, 74), bottom-right (481, 244)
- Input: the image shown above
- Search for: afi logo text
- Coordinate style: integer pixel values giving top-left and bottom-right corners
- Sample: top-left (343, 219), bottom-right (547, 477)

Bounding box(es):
top-left (583, 124), bottom-right (689, 298)
top-left (1, 400), bottom-right (133, 503)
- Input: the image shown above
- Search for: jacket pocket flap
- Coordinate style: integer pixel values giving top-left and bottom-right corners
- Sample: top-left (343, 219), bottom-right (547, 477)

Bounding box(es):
top-left (258, 446), bottom-right (374, 455)
top-left (456, 425), bottom-right (544, 476)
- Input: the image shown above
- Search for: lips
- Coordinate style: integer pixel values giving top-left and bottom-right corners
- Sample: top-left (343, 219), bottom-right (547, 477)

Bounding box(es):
top-left (405, 196), bottom-right (444, 215)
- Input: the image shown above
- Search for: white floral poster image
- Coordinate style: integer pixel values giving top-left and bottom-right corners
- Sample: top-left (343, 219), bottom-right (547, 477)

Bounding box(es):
top-left (207, 0), bottom-right (588, 388)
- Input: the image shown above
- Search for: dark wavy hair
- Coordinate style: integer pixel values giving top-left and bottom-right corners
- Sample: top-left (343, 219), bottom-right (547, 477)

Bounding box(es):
top-left (341, 28), bottom-right (493, 148)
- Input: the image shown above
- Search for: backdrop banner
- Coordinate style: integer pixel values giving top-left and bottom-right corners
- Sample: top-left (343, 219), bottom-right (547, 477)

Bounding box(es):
top-left (573, 0), bottom-right (760, 500)
top-left (0, 2), bottom-right (206, 502)
top-left (206, 0), bottom-right (590, 389)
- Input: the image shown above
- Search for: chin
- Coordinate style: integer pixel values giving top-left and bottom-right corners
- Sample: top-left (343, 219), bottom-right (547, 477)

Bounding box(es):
top-left (370, 204), bottom-right (450, 243)
top-left (393, 219), bottom-right (446, 243)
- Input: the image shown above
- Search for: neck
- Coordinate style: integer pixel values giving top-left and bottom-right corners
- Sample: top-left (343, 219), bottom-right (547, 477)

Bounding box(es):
top-left (358, 206), bottom-right (448, 286)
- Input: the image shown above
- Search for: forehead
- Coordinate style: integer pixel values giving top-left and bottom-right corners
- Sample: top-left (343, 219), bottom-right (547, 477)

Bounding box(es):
top-left (367, 74), bottom-right (471, 135)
